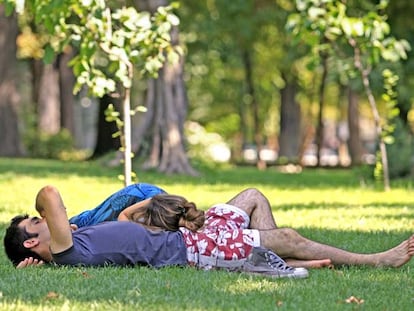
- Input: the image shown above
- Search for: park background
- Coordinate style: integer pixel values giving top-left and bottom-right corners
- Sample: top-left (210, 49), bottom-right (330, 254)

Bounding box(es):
top-left (1, 0), bottom-right (414, 310)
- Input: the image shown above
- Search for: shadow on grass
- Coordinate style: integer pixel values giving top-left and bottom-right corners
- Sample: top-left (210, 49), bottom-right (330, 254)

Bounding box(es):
top-left (0, 157), bottom-right (372, 190)
top-left (274, 201), bottom-right (414, 212)
top-left (0, 157), bottom-right (120, 179)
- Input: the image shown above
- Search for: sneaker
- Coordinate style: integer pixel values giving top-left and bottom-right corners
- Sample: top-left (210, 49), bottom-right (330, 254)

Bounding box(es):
top-left (242, 247), bottom-right (308, 279)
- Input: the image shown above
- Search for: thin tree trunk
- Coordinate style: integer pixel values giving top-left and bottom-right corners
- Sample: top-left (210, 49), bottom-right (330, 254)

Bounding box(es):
top-left (315, 52), bottom-right (328, 166)
top-left (121, 62), bottom-right (134, 186)
top-left (362, 71), bottom-right (390, 190)
top-left (350, 38), bottom-right (390, 190)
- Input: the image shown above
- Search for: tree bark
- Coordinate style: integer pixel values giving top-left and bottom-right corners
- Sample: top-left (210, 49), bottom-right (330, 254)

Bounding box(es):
top-left (91, 94), bottom-right (121, 158)
top-left (347, 86), bottom-right (363, 165)
top-left (315, 52), bottom-right (328, 166)
top-left (242, 49), bottom-right (265, 169)
top-left (36, 62), bottom-right (60, 134)
top-left (132, 0), bottom-right (197, 175)
top-left (58, 47), bottom-right (76, 136)
top-left (0, 6), bottom-right (24, 156)
top-left (278, 73), bottom-right (301, 162)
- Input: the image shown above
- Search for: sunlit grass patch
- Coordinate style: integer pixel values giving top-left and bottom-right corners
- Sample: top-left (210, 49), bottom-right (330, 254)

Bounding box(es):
top-left (0, 158), bottom-right (413, 311)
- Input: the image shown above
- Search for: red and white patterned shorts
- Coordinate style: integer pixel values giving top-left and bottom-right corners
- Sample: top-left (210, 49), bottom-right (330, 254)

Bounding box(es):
top-left (179, 203), bottom-right (260, 270)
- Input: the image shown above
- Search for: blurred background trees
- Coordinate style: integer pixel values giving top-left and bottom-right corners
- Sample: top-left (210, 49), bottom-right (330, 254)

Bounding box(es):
top-left (0, 0), bottom-right (413, 184)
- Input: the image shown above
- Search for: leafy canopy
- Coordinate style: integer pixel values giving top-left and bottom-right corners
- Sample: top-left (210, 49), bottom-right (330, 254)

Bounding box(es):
top-left (2, 0), bottom-right (181, 97)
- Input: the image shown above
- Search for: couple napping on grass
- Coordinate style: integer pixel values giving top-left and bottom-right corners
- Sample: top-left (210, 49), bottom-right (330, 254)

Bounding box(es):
top-left (4, 183), bottom-right (414, 279)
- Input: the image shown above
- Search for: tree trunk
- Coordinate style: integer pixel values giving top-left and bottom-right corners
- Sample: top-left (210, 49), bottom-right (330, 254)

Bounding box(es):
top-left (0, 6), bottom-right (24, 156)
top-left (278, 73), bottom-right (301, 162)
top-left (315, 52), bottom-right (328, 166)
top-left (350, 39), bottom-right (390, 190)
top-left (91, 94), bottom-right (121, 158)
top-left (347, 86), bottom-right (363, 165)
top-left (132, 0), bottom-right (197, 175)
top-left (58, 47), bottom-right (76, 137)
top-left (36, 62), bottom-right (60, 134)
top-left (242, 49), bottom-right (265, 169)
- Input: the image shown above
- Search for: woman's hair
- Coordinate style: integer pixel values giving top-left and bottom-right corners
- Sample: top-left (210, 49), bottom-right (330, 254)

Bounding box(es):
top-left (3, 214), bottom-right (44, 266)
top-left (130, 194), bottom-right (205, 232)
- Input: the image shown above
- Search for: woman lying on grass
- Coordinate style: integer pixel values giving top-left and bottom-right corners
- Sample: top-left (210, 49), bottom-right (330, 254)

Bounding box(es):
top-left (117, 189), bottom-right (414, 270)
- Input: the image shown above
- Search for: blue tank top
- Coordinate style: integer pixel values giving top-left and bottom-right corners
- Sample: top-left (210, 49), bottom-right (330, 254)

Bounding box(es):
top-left (69, 183), bottom-right (165, 227)
top-left (52, 222), bottom-right (187, 267)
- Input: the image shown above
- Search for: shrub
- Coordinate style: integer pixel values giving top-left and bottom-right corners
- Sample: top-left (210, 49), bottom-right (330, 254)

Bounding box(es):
top-left (24, 129), bottom-right (75, 159)
top-left (386, 118), bottom-right (414, 178)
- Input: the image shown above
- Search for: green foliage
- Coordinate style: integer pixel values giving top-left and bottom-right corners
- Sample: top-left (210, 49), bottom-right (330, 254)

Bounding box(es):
top-left (180, 0), bottom-right (286, 143)
top-left (3, 1), bottom-right (181, 93)
top-left (1, 0), bottom-right (182, 184)
top-left (23, 129), bottom-right (75, 160)
top-left (67, 3), bottom-right (180, 97)
top-left (288, 0), bottom-right (410, 76)
top-left (104, 103), bottom-right (123, 139)
top-left (43, 1), bottom-right (178, 97)
top-left (385, 118), bottom-right (413, 179)
top-left (288, 0), bottom-right (411, 190)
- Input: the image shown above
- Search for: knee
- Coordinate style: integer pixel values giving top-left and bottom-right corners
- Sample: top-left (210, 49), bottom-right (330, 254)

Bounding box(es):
top-left (243, 188), bottom-right (265, 198)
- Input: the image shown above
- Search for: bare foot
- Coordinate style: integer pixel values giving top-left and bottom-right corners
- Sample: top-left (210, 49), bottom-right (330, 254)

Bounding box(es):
top-left (286, 258), bottom-right (333, 269)
top-left (376, 234), bottom-right (414, 267)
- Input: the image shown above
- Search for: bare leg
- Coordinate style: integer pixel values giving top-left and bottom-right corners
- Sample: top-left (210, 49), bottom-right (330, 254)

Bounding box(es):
top-left (227, 188), bottom-right (331, 268)
top-left (226, 188), bottom-right (278, 230)
top-left (260, 228), bottom-right (414, 268)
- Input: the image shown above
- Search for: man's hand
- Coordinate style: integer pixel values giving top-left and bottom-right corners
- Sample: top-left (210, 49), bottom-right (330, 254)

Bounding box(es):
top-left (16, 257), bottom-right (44, 269)
top-left (35, 185), bottom-right (61, 218)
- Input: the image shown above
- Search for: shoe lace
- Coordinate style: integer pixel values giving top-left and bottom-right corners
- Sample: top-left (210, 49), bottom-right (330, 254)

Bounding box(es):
top-left (265, 251), bottom-right (294, 272)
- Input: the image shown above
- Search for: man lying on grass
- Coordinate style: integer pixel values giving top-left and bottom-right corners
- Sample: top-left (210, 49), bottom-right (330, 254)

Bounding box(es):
top-left (5, 185), bottom-right (414, 271)
top-left (4, 185), bottom-right (309, 278)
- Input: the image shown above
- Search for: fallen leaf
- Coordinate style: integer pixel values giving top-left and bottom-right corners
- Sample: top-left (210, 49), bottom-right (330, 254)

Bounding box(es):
top-left (345, 295), bottom-right (364, 304)
top-left (81, 271), bottom-right (91, 278)
top-left (45, 291), bottom-right (59, 300)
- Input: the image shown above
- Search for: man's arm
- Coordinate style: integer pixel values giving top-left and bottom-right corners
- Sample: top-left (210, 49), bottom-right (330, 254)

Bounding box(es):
top-left (117, 199), bottom-right (151, 221)
top-left (35, 185), bottom-right (73, 254)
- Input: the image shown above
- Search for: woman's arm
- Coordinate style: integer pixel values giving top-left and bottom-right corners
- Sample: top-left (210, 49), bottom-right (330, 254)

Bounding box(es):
top-left (117, 198), bottom-right (151, 221)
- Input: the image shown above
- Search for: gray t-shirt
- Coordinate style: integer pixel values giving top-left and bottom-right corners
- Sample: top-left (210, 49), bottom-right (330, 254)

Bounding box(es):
top-left (52, 221), bottom-right (188, 267)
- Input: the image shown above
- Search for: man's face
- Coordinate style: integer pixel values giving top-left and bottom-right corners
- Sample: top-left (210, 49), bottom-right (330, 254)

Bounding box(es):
top-left (19, 216), bottom-right (51, 243)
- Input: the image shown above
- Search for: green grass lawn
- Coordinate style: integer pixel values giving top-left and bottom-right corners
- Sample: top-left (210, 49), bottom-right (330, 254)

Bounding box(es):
top-left (0, 158), bottom-right (413, 310)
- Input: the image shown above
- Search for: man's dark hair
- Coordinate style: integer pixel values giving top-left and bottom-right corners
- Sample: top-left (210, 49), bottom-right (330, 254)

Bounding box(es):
top-left (3, 214), bottom-right (44, 266)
